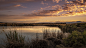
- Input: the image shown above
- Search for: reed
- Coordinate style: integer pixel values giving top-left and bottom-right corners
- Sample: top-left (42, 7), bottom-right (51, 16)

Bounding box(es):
top-left (43, 29), bottom-right (63, 39)
top-left (5, 31), bottom-right (25, 48)
top-left (4, 29), bottom-right (86, 48)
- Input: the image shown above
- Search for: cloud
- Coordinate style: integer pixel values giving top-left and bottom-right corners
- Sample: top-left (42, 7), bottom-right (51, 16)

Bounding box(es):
top-left (25, 9), bottom-right (63, 16)
top-left (44, 0), bottom-right (47, 1)
top-left (0, 0), bottom-right (34, 5)
top-left (13, 4), bottom-right (27, 8)
top-left (59, 0), bottom-right (86, 17)
top-left (0, 6), bottom-right (15, 10)
top-left (65, 0), bottom-right (85, 5)
top-left (30, 4), bottom-right (63, 16)
top-left (28, 0), bottom-right (86, 17)
top-left (0, 4), bottom-right (27, 10)
top-left (42, 0), bottom-right (86, 16)
top-left (0, 0), bottom-right (49, 5)
top-left (59, 10), bottom-right (86, 17)
top-left (63, 6), bottom-right (71, 11)
top-left (0, 15), bottom-right (39, 23)
top-left (1, 0), bottom-right (86, 20)
top-left (84, 0), bottom-right (86, 2)
top-left (65, 0), bottom-right (73, 3)
top-left (62, 0), bottom-right (86, 11)
top-left (0, 14), bottom-right (34, 19)
top-left (52, 0), bottom-right (62, 3)
top-left (72, 1), bottom-right (85, 5)
top-left (40, 6), bottom-right (51, 10)
top-left (52, 5), bottom-right (62, 9)
top-left (41, 1), bottom-right (48, 5)
top-left (14, 4), bottom-right (21, 7)
top-left (0, 0), bottom-right (47, 10)
top-left (40, 5), bottom-right (61, 10)
top-left (36, 10), bottom-right (59, 15)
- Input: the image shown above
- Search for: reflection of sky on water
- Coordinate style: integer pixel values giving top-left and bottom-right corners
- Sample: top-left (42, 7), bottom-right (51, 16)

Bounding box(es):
top-left (0, 26), bottom-right (61, 44)
top-left (0, 26), bottom-right (61, 33)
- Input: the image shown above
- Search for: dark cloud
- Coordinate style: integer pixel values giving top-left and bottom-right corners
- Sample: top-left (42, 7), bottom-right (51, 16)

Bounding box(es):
top-left (0, 0), bottom-right (48, 10)
top-left (84, 0), bottom-right (86, 2)
top-left (0, 14), bottom-right (17, 17)
top-left (0, 6), bottom-right (16, 10)
top-left (24, 10), bottom-right (60, 16)
top-left (0, 4), bottom-right (26, 10)
top-left (72, 1), bottom-right (85, 5)
top-left (0, 0), bottom-right (34, 5)
top-left (8, 11), bottom-right (12, 12)
top-left (0, 0), bottom-right (86, 19)
top-left (0, 0), bottom-right (49, 5)
top-left (24, 0), bottom-right (86, 17)
top-left (0, 14), bottom-right (26, 19)
top-left (0, 14), bottom-right (44, 19)
top-left (63, 6), bottom-right (71, 11)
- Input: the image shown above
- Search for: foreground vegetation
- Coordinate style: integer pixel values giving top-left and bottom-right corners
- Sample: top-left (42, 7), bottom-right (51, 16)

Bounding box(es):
top-left (1, 30), bottom-right (86, 48)
top-left (5, 31), bottom-right (25, 48)
top-left (0, 23), bottom-right (86, 48)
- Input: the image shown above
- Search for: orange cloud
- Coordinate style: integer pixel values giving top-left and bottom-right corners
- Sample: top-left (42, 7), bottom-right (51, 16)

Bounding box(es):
top-left (59, 10), bottom-right (86, 17)
top-left (52, 0), bottom-right (62, 3)
top-left (14, 4), bottom-right (21, 7)
top-left (41, 1), bottom-right (48, 5)
top-left (13, 4), bottom-right (27, 8)
top-left (1, 0), bottom-right (86, 21)
top-left (0, 4), bottom-right (27, 10)
top-left (26, 0), bottom-right (86, 18)
top-left (0, 0), bottom-right (48, 5)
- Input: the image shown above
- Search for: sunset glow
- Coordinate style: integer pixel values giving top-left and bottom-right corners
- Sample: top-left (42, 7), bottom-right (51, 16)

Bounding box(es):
top-left (0, 0), bottom-right (86, 23)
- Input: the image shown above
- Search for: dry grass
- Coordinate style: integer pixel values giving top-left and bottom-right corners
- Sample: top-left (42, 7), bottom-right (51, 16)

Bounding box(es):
top-left (2, 29), bottom-right (86, 48)
top-left (5, 31), bottom-right (25, 48)
top-left (43, 29), bottom-right (63, 39)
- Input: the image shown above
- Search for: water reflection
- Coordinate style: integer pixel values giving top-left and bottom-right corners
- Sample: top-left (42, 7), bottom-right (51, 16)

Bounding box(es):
top-left (0, 26), bottom-right (61, 33)
top-left (0, 26), bottom-right (61, 42)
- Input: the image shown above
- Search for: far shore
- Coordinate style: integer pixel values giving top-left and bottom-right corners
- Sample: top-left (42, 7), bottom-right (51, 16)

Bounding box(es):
top-left (0, 22), bottom-right (66, 26)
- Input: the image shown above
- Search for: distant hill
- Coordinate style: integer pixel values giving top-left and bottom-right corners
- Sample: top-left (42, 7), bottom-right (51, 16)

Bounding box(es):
top-left (66, 21), bottom-right (86, 24)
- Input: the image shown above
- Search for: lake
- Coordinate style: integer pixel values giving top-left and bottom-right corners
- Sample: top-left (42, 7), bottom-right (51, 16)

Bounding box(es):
top-left (0, 26), bottom-right (61, 44)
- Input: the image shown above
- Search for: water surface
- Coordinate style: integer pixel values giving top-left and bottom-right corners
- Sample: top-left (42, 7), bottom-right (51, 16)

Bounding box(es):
top-left (0, 26), bottom-right (61, 44)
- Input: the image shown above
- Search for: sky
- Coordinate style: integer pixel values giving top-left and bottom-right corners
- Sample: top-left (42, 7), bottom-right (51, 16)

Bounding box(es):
top-left (0, 0), bottom-right (86, 23)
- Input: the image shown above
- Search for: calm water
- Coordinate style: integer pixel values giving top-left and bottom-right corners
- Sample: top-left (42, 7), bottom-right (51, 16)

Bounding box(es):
top-left (0, 26), bottom-right (61, 44)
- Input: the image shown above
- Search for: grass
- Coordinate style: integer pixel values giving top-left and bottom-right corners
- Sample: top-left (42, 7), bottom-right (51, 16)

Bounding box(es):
top-left (43, 29), bottom-right (63, 39)
top-left (1, 29), bottom-right (86, 48)
top-left (3, 29), bottom-right (64, 48)
top-left (0, 23), bottom-right (86, 48)
top-left (58, 23), bottom-right (86, 33)
top-left (5, 31), bottom-right (25, 48)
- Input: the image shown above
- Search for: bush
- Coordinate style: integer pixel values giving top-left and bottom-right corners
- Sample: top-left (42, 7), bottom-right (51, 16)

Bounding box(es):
top-left (63, 31), bottom-right (84, 47)
top-left (82, 31), bottom-right (86, 45)
top-left (30, 39), bottom-right (49, 48)
top-left (46, 37), bottom-right (62, 45)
